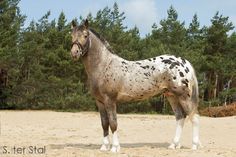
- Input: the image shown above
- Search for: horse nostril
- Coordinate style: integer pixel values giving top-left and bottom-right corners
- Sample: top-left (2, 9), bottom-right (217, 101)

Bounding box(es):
top-left (76, 50), bottom-right (79, 53)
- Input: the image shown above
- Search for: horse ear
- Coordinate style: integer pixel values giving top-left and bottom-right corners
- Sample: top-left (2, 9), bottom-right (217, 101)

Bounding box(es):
top-left (71, 20), bottom-right (77, 29)
top-left (84, 19), bottom-right (89, 29)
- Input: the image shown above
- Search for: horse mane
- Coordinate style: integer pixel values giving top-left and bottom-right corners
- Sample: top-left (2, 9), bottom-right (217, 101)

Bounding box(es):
top-left (89, 29), bottom-right (114, 54)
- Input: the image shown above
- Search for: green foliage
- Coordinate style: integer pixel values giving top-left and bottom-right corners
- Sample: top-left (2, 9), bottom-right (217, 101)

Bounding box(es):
top-left (152, 6), bottom-right (186, 55)
top-left (200, 12), bottom-right (235, 100)
top-left (0, 2), bottom-right (235, 113)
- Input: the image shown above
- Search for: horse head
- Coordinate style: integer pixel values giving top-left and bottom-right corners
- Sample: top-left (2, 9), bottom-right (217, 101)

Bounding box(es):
top-left (70, 19), bottom-right (90, 60)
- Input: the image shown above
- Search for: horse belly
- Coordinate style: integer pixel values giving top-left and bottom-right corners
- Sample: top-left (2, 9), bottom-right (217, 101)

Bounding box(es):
top-left (116, 84), bottom-right (161, 102)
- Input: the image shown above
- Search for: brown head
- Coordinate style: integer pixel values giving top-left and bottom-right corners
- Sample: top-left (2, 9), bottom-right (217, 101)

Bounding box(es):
top-left (70, 19), bottom-right (90, 60)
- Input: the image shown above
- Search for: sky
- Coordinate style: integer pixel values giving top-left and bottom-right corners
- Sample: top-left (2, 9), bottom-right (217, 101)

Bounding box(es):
top-left (19, 0), bottom-right (236, 37)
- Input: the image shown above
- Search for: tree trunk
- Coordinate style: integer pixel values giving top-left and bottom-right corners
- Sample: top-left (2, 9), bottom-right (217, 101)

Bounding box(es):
top-left (213, 73), bottom-right (218, 99)
top-left (224, 78), bottom-right (232, 106)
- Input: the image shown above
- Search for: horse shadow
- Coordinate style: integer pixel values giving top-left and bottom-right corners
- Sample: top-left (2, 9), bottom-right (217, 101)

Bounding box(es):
top-left (50, 142), bottom-right (170, 150)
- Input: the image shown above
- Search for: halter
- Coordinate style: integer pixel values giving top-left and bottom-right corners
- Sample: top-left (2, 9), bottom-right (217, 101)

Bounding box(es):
top-left (71, 37), bottom-right (90, 57)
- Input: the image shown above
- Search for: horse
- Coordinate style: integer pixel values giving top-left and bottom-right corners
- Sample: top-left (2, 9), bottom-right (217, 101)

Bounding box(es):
top-left (70, 19), bottom-right (201, 152)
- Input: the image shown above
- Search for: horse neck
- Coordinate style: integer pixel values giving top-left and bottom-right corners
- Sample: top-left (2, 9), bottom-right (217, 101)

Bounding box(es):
top-left (81, 32), bottom-right (113, 78)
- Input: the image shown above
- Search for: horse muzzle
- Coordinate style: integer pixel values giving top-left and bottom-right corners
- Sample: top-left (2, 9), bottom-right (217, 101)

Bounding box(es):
top-left (71, 50), bottom-right (81, 60)
top-left (71, 44), bottom-right (83, 60)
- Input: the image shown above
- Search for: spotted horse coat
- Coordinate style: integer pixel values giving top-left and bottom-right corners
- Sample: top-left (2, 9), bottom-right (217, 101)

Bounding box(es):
top-left (70, 20), bottom-right (201, 152)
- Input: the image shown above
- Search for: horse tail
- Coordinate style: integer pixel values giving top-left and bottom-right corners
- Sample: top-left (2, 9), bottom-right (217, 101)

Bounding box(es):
top-left (192, 71), bottom-right (199, 108)
top-left (189, 69), bottom-right (199, 120)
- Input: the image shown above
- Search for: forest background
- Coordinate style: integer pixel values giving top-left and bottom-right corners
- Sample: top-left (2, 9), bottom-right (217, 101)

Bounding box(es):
top-left (0, 0), bottom-right (235, 114)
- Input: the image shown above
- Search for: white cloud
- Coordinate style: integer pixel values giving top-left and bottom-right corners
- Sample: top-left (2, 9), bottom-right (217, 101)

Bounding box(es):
top-left (121, 0), bottom-right (158, 36)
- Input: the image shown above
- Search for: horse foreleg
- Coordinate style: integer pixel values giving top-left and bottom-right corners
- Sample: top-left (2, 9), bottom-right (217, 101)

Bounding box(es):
top-left (105, 101), bottom-right (120, 152)
top-left (97, 101), bottom-right (110, 151)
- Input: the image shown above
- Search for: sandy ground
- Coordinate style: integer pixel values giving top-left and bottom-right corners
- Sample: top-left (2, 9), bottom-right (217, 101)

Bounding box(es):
top-left (0, 111), bottom-right (235, 157)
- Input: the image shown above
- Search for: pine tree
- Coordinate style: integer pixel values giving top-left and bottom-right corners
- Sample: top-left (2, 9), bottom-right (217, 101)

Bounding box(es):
top-left (57, 11), bottom-right (66, 31)
top-left (203, 12), bottom-right (234, 100)
top-left (185, 14), bottom-right (205, 70)
top-left (0, 0), bottom-right (25, 66)
top-left (153, 6), bottom-right (186, 55)
top-left (0, 0), bottom-right (25, 108)
top-left (111, 2), bottom-right (126, 29)
top-left (187, 13), bottom-right (203, 48)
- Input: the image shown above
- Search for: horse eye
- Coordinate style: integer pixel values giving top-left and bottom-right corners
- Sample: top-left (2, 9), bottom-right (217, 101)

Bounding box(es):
top-left (84, 35), bottom-right (88, 38)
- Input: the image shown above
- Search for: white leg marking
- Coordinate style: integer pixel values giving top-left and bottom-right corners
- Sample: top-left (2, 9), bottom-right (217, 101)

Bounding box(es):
top-left (110, 131), bottom-right (120, 152)
top-left (191, 114), bottom-right (202, 150)
top-left (168, 118), bottom-right (185, 149)
top-left (100, 135), bottom-right (110, 151)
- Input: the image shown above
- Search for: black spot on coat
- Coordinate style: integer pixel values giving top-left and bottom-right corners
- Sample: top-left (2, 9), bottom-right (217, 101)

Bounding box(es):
top-left (144, 72), bottom-right (151, 77)
top-left (181, 57), bottom-right (186, 64)
top-left (169, 62), bottom-right (180, 69)
top-left (122, 61), bottom-right (127, 65)
top-left (179, 72), bottom-right (184, 77)
top-left (185, 67), bottom-right (189, 73)
top-left (182, 80), bottom-right (188, 87)
top-left (162, 59), bottom-right (172, 64)
top-left (140, 65), bottom-right (150, 69)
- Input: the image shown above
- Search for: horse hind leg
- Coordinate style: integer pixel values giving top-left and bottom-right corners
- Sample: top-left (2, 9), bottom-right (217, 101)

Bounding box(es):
top-left (166, 95), bottom-right (186, 149)
top-left (97, 100), bottom-right (110, 151)
top-left (178, 98), bottom-right (202, 150)
top-left (190, 113), bottom-right (202, 149)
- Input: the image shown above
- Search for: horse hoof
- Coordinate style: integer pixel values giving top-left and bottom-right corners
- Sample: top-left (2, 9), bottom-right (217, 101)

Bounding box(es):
top-left (192, 142), bottom-right (202, 150)
top-left (176, 144), bottom-right (181, 149)
top-left (110, 145), bottom-right (120, 153)
top-left (168, 143), bottom-right (176, 149)
top-left (168, 143), bottom-right (181, 149)
top-left (100, 144), bottom-right (110, 151)
top-left (192, 144), bottom-right (198, 150)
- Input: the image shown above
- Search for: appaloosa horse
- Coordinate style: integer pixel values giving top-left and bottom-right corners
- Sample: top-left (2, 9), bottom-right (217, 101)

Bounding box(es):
top-left (70, 20), bottom-right (201, 152)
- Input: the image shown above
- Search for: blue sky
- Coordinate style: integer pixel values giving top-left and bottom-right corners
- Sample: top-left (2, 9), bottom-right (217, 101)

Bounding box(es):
top-left (19, 0), bottom-right (236, 37)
